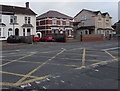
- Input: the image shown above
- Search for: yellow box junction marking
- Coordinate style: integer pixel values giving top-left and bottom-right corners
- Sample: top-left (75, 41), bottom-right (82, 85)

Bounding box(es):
top-left (0, 75), bottom-right (52, 87)
top-left (67, 48), bottom-right (83, 51)
top-left (87, 58), bottom-right (118, 67)
top-left (14, 49), bottom-right (65, 86)
top-left (0, 82), bottom-right (14, 86)
top-left (0, 71), bottom-right (39, 78)
top-left (0, 53), bottom-right (36, 67)
top-left (13, 75), bottom-right (52, 86)
top-left (1, 48), bottom-right (118, 87)
top-left (75, 48), bottom-right (86, 69)
top-left (2, 53), bottom-right (29, 58)
top-left (104, 50), bottom-right (116, 59)
top-left (82, 48), bottom-right (86, 66)
top-left (1, 58), bottom-right (78, 68)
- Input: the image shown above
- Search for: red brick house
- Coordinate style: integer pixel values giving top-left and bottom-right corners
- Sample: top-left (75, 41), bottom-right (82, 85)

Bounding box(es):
top-left (36, 10), bottom-right (74, 38)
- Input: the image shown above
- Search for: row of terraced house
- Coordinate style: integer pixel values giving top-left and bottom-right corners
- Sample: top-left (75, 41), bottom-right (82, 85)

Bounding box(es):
top-left (0, 2), bottom-right (115, 41)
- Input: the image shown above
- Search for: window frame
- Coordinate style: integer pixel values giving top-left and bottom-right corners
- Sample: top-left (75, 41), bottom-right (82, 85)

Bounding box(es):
top-left (0, 28), bottom-right (1, 37)
top-left (10, 16), bottom-right (17, 23)
top-left (81, 16), bottom-right (87, 21)
top-left (0, 15), bottom-right (2, 23)
top-left (66, 19), bottom-right (70, 26)
top-left (60, 19), bottom-right (63, 26)
top-left (25, 17), bottom-right (28, 24)
top-left (28, 17), bottom-right (31, 24)
top-left (52, 18), bottom-right (57, 25)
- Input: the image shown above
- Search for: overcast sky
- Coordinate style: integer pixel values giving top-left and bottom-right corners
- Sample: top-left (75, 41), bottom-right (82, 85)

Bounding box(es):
top-left (0, 0), bottom-right (119, 24)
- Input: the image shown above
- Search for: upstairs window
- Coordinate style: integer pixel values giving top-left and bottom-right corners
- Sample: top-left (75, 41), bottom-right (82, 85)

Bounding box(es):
top-left (0, 28), bottom-right (1, 37)
top-left (106, 16), bottom-right (109, 21)
top-left (106, 23), bottom-right (110, 27)
top-left (97, 22), bottom-right (102, 28)
top-left (10, 16), bottom-right (17, 23)
top-left (28, 17), bottom-right (31, 24)
top-left (25, 17), bottom-right (31, 24)
top-left (0, 15), bottom-right (2, 23)
top-left (66, 19), bottom-right (70, 26)
top-left (25, 17), bottom-right (27, 24)
top-left (81, 16), bottom-right (87, 21)
top-left (60, 19), bottom-right (63, 25)
top-left (98, 15), bottom-right (101, 20)
top-left (52, 18), bottom-right (57, 25)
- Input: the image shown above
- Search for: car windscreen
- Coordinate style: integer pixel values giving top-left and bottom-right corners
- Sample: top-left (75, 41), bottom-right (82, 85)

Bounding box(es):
top-left (34, 35), bottom-right (39, 37)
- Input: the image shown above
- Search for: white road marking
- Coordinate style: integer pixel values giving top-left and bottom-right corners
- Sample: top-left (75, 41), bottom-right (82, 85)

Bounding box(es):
top-left (102, 47), bottom-right (120, 51)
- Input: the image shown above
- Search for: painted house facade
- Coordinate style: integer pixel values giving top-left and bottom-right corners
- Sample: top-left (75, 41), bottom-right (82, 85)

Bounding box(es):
top-left (36, 10), bottom-right (74, 38)
top-left (0, 2), bottom-right (37, 40)
top-left (74, 9), bottom-right (113, 37)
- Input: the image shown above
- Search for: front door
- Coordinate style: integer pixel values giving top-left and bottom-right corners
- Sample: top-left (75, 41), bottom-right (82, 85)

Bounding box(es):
top-left (15, 28), bottom-right (19, 36)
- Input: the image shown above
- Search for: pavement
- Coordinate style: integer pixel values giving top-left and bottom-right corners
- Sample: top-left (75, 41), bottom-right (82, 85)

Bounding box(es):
top-left (0, 40), bottom-right (119, 90)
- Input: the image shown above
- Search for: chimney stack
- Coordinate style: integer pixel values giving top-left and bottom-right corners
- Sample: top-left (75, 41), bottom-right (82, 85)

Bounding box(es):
top-left (26, 2), bottom-right (29, 8)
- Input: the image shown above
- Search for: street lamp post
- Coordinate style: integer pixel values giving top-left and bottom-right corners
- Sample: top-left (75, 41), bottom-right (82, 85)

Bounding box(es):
top-left (45, 17), bottom-right (46, 35)
top-left (13, 7), bottom-right (15, 35)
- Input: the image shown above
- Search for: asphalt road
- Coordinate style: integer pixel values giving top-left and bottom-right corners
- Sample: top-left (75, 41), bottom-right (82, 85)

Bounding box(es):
top-left (0, 40), bottom-right (119, 90)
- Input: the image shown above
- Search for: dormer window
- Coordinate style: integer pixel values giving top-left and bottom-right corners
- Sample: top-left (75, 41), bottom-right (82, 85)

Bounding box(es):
top-left (106, 16), bottom-right (109, 21)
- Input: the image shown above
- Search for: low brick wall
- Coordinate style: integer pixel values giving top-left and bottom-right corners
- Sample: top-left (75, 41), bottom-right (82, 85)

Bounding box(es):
top-left (81, 34), bottom-right (104, 42)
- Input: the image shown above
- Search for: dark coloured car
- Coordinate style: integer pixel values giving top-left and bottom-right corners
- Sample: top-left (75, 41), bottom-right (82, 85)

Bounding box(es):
top-left (7, 35), bottom-right (21, 43)
top-left (40, 35), bottom-right (55, 42)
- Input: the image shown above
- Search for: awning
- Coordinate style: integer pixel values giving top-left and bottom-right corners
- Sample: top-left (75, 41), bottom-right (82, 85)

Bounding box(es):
top-left (22, 24), bottom-right (33, 27)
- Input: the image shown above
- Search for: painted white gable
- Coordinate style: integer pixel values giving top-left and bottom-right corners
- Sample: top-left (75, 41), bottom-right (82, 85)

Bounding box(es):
top-left (0, 3), bottom-right (37, 40)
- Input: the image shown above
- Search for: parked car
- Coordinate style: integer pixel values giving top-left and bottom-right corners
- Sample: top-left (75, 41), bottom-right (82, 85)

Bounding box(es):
top-left (40, 35), bottom-right (55, 42)
top-left (7, 35), bottom-right (21, 43)
top-left (31, 35), bottom-right (40, 42)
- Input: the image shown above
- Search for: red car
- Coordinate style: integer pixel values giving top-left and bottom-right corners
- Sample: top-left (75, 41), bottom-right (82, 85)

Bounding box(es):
top-left (31, 35), bottom-right (40, 42)
top-left (40, 35), bottom-right (55, 42)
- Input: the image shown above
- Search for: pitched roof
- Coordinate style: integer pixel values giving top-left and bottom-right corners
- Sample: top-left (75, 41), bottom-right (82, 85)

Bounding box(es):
top-left (112, 20), bottom-right (120, 29)
top-left (0, 5), bottom-right (37, 15)
top-left (37, 10), bottom-right (73, 20)
top-left (74, 9), bottom-right (110, 18)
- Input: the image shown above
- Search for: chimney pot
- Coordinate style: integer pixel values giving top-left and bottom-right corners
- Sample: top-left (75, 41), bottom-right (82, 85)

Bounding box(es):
top-left (26, 2), bottom-right (29, 8)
